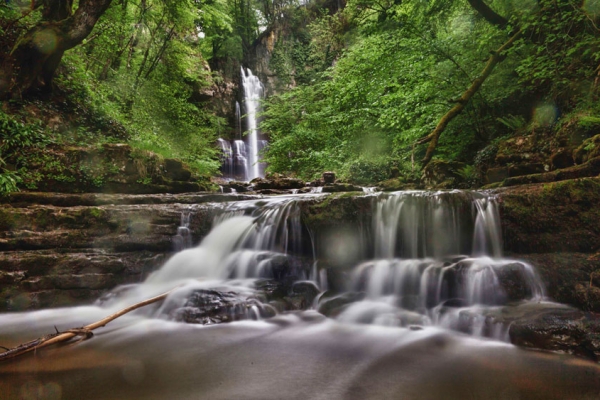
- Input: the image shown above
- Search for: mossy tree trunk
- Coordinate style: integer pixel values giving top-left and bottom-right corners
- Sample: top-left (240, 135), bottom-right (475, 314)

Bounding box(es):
top-left (0, 0), bottom-right (112, 99)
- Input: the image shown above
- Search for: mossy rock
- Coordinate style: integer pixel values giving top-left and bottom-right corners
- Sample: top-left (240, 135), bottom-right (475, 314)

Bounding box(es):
top-left (573, 134), bottom-right (600, 164)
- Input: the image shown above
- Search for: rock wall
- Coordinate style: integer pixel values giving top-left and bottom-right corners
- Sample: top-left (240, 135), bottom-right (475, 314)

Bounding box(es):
top-left (2, 178), bottom-right (599, 313)
top-left (498, 177), bottom-right (600, 311)
top-left (0, 192), bottom-right (256, 311)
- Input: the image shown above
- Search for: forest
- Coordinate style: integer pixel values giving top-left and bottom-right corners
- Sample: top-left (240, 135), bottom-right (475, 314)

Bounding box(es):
top-left (0, 0), bottom-right (599, 191)
top-left (2, 1), bottom-right (600, 397)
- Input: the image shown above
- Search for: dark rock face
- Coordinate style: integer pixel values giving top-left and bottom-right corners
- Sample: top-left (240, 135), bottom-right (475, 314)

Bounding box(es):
top-left (322, 183), bottom-right (362, 193)
top-left (250, 177), bottom-right (305, 190)
top-left (322, 171), bottom-right (336, 184)
top-left (0, 193), bottom-right (239, 311)
top-left (164, 159), bottom-right (192, 181)
top-left (9, 143), bottom-right (210, 194)
top-left (573, 134), bottom-right (600, 164)
top-left (499, 178), bottom-right (600, 254)
top-left (171, 289), bottom-right (272, 325)
top-left (507, 305), bottom-right (600, 361)
top-left (550, 149), bottom-right (575, 170)
top-left (421, 160), bottom-right (465, 188)
top-left (0, 250), bottom-right (167, 311)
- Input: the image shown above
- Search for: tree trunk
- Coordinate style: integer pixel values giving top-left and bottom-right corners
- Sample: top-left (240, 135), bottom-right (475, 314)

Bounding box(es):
top-left (0, 0), bottom-right (113, 99)
top-left (419, 30), bottom-right (522, 166)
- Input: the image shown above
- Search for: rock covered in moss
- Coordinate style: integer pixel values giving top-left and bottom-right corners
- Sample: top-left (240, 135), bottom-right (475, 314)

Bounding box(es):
top-left (421, 160), bottom-right (465, 188)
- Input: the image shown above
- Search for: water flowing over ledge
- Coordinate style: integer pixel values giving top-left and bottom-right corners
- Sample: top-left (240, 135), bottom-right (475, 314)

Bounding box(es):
top-left (1, 189), bottom-right (599, 399)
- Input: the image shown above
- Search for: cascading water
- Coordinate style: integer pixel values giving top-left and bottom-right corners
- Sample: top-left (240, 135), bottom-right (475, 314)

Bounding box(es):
top-left (334, 191), bottom-right (545, 338)
top-left (241, 67), bottom-right (266, 181)
top-left (1, 191), bottom-right (599, 399)
top-left (215, 69), bottom-right (266, 181)
top-left (217, 138), bottom-right (233, 179)
top-left (216, 138), bottom-right (249, 180)
top-left (235, 100), bottom-right (242, 140)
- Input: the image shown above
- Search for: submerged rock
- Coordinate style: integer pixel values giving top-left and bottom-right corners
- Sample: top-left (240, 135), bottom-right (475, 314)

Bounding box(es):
top-left (171, 289), bottom-right (272, 325)
top-left (318, 292), bottom-right (366, 317)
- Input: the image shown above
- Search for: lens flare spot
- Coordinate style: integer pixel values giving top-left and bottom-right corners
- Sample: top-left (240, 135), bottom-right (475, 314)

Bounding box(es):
top-left (450, 14), bottom-right (473, 38)
top-left (33, 29), bottom-right (58, 55)
top-left (533, 103), bottom-right (558, 127)
top-left (583, 0), bottom-right (600, 16)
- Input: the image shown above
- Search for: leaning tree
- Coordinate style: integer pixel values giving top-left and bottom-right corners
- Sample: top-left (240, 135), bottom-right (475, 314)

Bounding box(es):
top-left (0, 0), bottom-right (113, 99)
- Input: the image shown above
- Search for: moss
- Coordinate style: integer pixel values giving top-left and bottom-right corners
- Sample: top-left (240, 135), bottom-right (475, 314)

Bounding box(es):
top-left (0, 208), bottom-right (16, 231)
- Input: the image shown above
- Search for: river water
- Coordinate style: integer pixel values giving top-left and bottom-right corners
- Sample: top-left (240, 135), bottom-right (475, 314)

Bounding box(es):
top-left (1, 191), bottom-right (599, 399)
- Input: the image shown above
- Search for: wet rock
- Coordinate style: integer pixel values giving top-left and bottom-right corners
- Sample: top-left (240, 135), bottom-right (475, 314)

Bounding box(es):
top-left (163, 159), bottom-right (193, 181)
top-left (6, 143), bottom-right (207, 194)
top-left (171, 289), bottom-right (267, 325)
top-left (494, 263), bottom-right (537, 302)
top-left (285, 281), bottom-right (320, 309)
top-left (322, 183), bottom-right (362, 192)
top-left (318, 292), bottom-right (366, 317)
top-left (486, 167), bottom-right (508, 184)
top-left (495, 152), bottom-right (538, 166)
top-left (255, 279), bottom-right (288, 302)
top-left (226, 181), bottom-right (251, 193)
top-left (1, 192), bottom-right (260, 207)
top-left (550, 149), bottom-right (575, 170)
top-left (506, 305), bottom-right (600, 361)
top-left (322, 171), bottom-right (336, 184)
top-left (421, 160), bottom-right (465, 188)
top-left (250, 177), bottom-right (304, 190)
top-left (574, 284), bottom-right (600, 313)
top-left (256, 189), bottom-right (289, 195)
top-left (573, 134), bottom-right (600, 164)
top-left (508, 163), bottom-right (545, 177)
top-left (499, 178), bottom-right (600, 254)
top-left (498, 156), bottom-right (600, 187)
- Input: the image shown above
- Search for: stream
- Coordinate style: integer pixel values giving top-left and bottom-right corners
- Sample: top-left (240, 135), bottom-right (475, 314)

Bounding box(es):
top-left (1, 191), bottom-right (599, 399)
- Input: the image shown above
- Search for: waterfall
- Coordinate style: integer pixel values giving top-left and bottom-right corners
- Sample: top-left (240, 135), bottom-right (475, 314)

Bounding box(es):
top-left (235, 101), bottom-right (242, 140)
top-left (233, 140), bottom-right (248, 181)
top-left (241, 67), bottom-right (266, 181)
top-left (337, 191), bottom-right (546, 336)
top-left (217, 138), bottom-right (233, 179)
top-left (172, 211), bottom-right (193, 252)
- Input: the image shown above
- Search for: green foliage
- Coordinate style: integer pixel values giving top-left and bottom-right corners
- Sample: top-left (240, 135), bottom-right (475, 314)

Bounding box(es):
top-left (455, 164), bottom-right (478, 186)
top-left (0, 169), bottom-right (20, 195)
top-left (0, 110), bottom-right (52, 194)
top-left (262, 0), bottom-right (524, 179)
top-left (347, 157), bottom-right (394, 184)
top-left (51, 0), bottom-right (228, 177)
top-left (261, 0), bottom-right (600, 182)
top-left (497, 115), bottom-right (527, 131)
top-left (512, 0), bottom-right (600, 105)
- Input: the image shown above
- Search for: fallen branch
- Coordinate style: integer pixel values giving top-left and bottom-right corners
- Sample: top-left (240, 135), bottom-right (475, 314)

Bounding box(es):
top-left (0, 290), bottom-right (171, 362)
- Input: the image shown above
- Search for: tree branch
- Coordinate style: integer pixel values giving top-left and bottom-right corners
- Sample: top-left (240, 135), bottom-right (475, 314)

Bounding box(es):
top-left (466, 0), bottom-right (509, 28)
top-left (420, 29), bottom-right (522, 167)
top-left (0, 289), bottom-right (172, 362)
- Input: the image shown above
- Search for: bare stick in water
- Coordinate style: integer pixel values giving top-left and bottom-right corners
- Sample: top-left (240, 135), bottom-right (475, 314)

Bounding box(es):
top-left (0, 290), bottom-right (172, 362)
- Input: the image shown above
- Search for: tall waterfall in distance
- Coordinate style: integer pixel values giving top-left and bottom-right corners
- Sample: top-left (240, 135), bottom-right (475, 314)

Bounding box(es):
top-left (241, 67), bottom-right (265, 181)
top-left (235, 101), bottom-right (242, 140)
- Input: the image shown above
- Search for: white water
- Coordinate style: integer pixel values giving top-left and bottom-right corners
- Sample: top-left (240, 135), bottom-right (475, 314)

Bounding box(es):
top-left (333, 191), bottom-right (546, 338)
top-left (241, 67), bottom-right (265, 181)
top-left (2, 191), bottom-right (596, 399)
